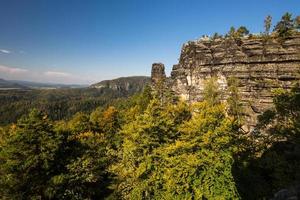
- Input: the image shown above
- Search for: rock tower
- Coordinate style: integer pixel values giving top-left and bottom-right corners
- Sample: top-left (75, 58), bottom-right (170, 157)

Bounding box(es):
top-left (151, 63), bottom-right (166, 84)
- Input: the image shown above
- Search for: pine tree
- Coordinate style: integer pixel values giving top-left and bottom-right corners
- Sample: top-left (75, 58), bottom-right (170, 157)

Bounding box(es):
top-left (236, 26), bottom-right (249, 37)
top-left (295, 16), bottom-right (300, 30)
top-left (203, 76), bottom-right (221, 105)
top-left (0, 109), bottom-right (61, 199)
top-left (264, 15), bottom-right (272, 35)
top-left (46, 130), bottom-right (111, 199)
top-left (227, 77), bottom-right (243, 126)
top-left (274, 12), bottom-right (295, 38)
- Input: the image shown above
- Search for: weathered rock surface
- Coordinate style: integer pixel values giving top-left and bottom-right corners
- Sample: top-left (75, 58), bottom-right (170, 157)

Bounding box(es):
top-left (151, 63), bottom-right (166, 84)
top-left (152, 34), bottom-right (300, 131)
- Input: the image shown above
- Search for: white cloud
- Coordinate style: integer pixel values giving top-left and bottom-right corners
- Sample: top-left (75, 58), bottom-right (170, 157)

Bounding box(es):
top-left (0, 64), bottom-right (90, 84)
top-left (0, 49), bottom-right (11, 54)
top-left (44, 71), bottom-right (72, 77)
top-left (0, 65), bottom-right (28, 74)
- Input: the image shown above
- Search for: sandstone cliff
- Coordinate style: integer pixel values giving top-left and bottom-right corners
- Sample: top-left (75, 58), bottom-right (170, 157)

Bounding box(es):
top-left (91, 76), bottom-right (150, 93)
top-left (152, 34), bottom-right (300, 131)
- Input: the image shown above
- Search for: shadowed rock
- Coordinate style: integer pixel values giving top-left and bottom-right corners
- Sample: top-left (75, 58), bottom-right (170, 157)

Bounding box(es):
top-left (151, 63), bottom-right (166, 84)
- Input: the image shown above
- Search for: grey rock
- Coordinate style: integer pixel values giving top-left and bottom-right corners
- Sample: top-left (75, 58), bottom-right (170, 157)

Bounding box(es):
top-left (151, 63), bottom-right (166, 84)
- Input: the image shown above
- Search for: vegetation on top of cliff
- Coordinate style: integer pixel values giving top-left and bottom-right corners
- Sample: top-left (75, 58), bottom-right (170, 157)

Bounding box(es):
top-left (274, 12), bottom-right (298, 38)
top-left (205, 12), bottom-right (300, 41)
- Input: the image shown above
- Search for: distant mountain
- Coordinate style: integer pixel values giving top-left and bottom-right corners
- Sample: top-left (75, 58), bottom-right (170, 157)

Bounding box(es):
top-left (90, 76), bottom-right (151, 93)
top-left (11, 80), bottom-right (88, 89)
top-left (0, 78), bottom-right (87, 89)
top-left (0, 79), bottom-right (28, 89)
top-left (0, 76), bottom-right (150, 91)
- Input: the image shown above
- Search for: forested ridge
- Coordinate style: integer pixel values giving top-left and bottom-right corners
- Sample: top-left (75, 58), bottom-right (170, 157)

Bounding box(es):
top-left (0, 81), bottom-right (146, 126)
top-left (0, 12), bottom-right (300, 199)
top-left (0, 78), bottom-right (299, 199)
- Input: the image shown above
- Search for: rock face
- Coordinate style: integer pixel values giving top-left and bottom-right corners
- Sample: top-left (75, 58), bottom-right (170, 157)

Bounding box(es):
top-left (151, 63), bottom-right (166, 84)
top-left (152, 34), bottom-right (300, 131)
top-left (91, 76), bottom-right (150, 93)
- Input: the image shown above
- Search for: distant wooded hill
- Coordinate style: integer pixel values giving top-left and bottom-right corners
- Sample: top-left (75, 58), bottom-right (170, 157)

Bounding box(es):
top-left (0, 78), bottom-right (87, 89)
top-left (0, 79), bottom-right (28, 89)
top-left (0, 76), bottom-right (151, 125)
top-left (90, 76), bottom-right (150, 92)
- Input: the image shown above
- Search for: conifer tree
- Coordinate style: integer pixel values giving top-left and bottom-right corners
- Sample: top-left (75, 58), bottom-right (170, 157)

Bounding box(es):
top-left (0, 109), bottom-right (61, 199)
top-left (274, 12), bottom-right (294, 38)
top-left (264, 15), bottom-right (272, 35)
top-left (227, 77), bottom-right (243, 126)
top-left (203, 76), bottom-right (221, 105)
top-left (295, 16), bottom-right (300, 30)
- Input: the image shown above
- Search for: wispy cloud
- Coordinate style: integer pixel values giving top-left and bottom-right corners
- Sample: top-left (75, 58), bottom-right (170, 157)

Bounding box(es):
top-left (0, 64), bottom-right (89, 84)
top-left (0, 49), bottom-right (11, 54)
top-left (0, 65), bottom-right (28, 74)
top-left (44, 71), bottom-right (72, 77)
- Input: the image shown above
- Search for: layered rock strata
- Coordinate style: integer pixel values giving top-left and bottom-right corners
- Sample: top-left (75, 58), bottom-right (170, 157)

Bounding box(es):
top-left (152, 34), bottom-right (300, 131)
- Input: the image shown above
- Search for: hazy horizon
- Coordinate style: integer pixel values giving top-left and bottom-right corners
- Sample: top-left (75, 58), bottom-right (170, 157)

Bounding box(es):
top-left (0, 0), bottom-right (299, 84)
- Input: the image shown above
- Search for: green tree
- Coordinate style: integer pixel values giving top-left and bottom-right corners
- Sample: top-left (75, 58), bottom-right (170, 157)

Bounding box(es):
top-left (274, 12), bottom-right (294, 38)
top-left (236, 26), bottom-right (249, 37)
top-left (152, 79), bottom-right (176, 106)
top-left (165, 101), bottom-right (240, 199)
top-left (137, 84), bottom-right (153, 111)
top-left (46, 130), bottom-right (111, 199)
top-left (264, 15), bottom-right (272, 35)
top-left (227, 26), bottom-right (249, 38)
top-left (212, 32), bottom-right (222, 40)
top-left (90, 107), bottom-right (104, 126)
top-left (0, 109), bottom-right (114, 199)
top-left (112, 98), bottom-right (190, 199)
top-left (258, 85), bottom-right (300, 140)
top-left (295, 15), bottom-right (300, 30)
top-left (0, 109), bottom-right (61, 199)
top-left (90, 106), bottom-right (122, 150)
top-left (68, 112), bottom-right (91, 133)
top-left (227, 77), bottom-right (243, 125)
top-left (228, 26), bottom-right (236, 38)
top-left (126, 101), bottom-right (240, 199)
top-left (203, 77), bottom-right (221, 105)
top-left (236, 84), bottom-right (300, 199)
top-left (112, 78), bottom-right (240, 199)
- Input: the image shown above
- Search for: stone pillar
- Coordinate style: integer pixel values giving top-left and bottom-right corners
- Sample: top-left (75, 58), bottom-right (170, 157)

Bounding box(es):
top-left (151, 63), bottom-right (166, 84)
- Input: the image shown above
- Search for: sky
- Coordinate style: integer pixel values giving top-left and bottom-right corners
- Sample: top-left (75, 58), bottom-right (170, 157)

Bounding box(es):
top-left (0, 0), bottom-right (299, 84)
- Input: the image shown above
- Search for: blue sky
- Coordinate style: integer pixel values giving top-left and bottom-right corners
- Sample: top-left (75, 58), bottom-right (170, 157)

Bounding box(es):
top-left (0, 0), bottom-right (299, 84)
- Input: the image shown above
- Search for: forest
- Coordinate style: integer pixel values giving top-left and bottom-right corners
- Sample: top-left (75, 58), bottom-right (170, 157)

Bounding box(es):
top-left (0, 13), bottom-right (300, 200)
top-left (0, 77), bottom-right (299, 199)
top-left (0, 85), bottom-right (143, 126)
